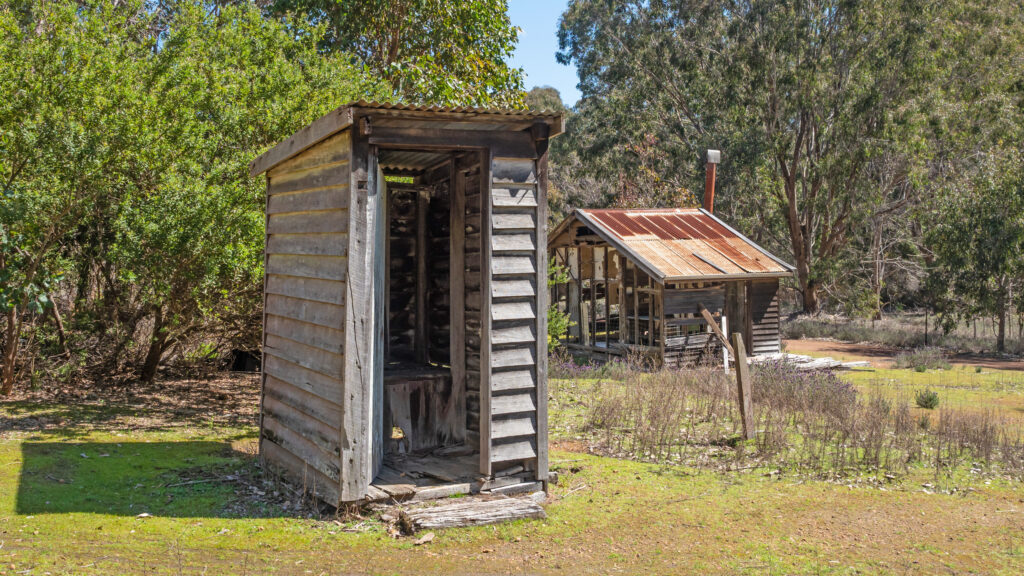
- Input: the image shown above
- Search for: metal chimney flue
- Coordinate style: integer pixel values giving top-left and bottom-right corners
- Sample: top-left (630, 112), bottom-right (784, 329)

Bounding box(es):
top-left (704, 149), bottom-right (720, 213)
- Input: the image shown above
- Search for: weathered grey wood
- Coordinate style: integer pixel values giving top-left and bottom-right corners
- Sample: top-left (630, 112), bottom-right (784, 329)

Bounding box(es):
top-left (699, 305), bottom-right (735, 358)
top-left (492, 391), bottom-right (536, 415)
top-left (731, 332), bottom-right (754, 440)
top-left (265, 275), bottom-right (345, 305)
top-left (491, 369), bottom-right (535, 392)
top-left (488, 481), bottom-right (543, 496)
top-left (491, 347), bottom-right (535, 369)
top-left (263, 374), bottom-right (341, 429)
top-left (491, 187), bottom-right (538, 207)
top-left (415, 188), bottom-right (429, 364)
top-left (491, 157), bottom-right (537, 183)
top-left (400, 497), bottom-right (545, 532)
top-left (262, 412), bottom-right (341, 481)
top-left (533, 145), bottom-right (550, 485)
top-left (266, 233), bottom-right (348, 257)
top-left (266, 314), bottom-right (345, 355)
top-left (663, 288), bottom-right (726, 315)
top-left (479, 154), bottom-right (493, 475)
top-left (267, 187), bottom-right (349, 214)
top-left (492, 301), bottom-right (535, 321)
top-left (266, 254), bottom-right (346, 281)
top-left (492, 278), bottom-right (536, 298)
top-left (265, 294), bottom-right (345, 328)
top-left (491, 232), bottom-right (535, 252)
top-left (267, 165), bottom-right (350, 196)
top-left (260, 440), bottom-right (340, 506)
top-left (268, 211), bottom-right (349, 235)
top-left (368, 127), bottom-right (537, 158)
top-left (492, 324), bottom-right (535, 345)
top-left (492, 255), bottom-right (536, 275)
top-left (492, 212), bottom-right (536, 230)
top-left (265, 334), bottom-right (345, 376)
top-left (268, 131), bottom-right (352, 176)
top-left (251, 107), bottom-right (353, 176)
top-left (490, 438), bottom-right (538, 462)
top-left (263, 395), bottom-right (340, 457)
top-left (491, 415), bottom-right (537, 439)
top-left (263, 354), bottom-right (343, 405)
top-left (409, 483), bottom-right (473, 502)
top-left (340, 125), bottom-right (376, 502)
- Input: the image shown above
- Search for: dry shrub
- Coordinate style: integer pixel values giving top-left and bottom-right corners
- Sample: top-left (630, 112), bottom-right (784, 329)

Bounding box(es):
top-left (575, 358), bottom-right (1024, 479)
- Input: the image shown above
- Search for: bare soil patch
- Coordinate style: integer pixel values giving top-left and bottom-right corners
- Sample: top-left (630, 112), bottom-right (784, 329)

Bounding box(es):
top-left (785, 338), bottom-right (1024, 372)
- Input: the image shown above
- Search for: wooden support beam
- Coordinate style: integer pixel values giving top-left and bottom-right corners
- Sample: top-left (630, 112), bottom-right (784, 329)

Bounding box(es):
top-left (730, 332), bottom-right (754, 440)
top-left (414, 188), bottom-right (429, 364)
top-left (699, 305), bottom-right (735, 358)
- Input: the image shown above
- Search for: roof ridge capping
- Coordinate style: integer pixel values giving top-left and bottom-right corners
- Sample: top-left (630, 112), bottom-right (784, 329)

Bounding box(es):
top-left (249, 101), bottom-right (564, 177)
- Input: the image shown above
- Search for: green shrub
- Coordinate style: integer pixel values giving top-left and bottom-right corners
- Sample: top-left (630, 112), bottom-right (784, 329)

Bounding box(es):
top-left (915, 388), bottom-right (940, 410)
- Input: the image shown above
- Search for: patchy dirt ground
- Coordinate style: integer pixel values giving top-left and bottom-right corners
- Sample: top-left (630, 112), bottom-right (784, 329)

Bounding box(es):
top-left (785, 338), bottom-right (1024, 371)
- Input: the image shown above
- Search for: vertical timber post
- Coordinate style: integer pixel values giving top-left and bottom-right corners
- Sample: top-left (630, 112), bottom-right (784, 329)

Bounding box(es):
top-left (730, 332), bottom-right (753, 440)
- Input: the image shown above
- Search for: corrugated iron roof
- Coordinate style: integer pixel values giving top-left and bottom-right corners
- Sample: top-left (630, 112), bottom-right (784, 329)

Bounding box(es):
top-left (558, 208), bottom-right (793, 282)
top-left (348, 100), bottom-right (562, 117)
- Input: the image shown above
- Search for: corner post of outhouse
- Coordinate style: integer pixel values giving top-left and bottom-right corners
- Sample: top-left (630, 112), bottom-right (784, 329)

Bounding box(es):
top-left (533, 121), bottom-right (551, 485)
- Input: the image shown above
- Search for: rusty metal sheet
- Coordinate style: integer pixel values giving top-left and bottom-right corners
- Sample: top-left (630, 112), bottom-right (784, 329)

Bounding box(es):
top-left (577, 208), bottom-right (791, 281)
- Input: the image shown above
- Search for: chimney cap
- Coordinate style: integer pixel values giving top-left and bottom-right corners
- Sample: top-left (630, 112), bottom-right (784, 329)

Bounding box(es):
top-left (706, 149), bottom-right (721, 164)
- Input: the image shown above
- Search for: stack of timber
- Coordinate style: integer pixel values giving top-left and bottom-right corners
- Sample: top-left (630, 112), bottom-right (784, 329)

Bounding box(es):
top-left (748, 353), bottom-right (871, 371)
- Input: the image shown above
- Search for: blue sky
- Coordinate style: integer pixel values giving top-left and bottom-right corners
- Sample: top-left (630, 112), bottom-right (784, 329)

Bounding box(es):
top-left (508, 0), bottom-right (581, 107)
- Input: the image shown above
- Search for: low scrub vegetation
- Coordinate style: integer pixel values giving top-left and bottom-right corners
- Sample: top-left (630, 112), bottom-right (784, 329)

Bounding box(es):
top-left (896, 348), bottom-right (952, 371)
top-left (783, 314), bottom-right (1024, 355)
top-left (559, 358), bottom-right (1024, 481)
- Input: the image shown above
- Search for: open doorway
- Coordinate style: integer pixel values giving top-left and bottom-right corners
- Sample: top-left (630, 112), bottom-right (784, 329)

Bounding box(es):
top-left (374, 148), bottom-right (483, 492)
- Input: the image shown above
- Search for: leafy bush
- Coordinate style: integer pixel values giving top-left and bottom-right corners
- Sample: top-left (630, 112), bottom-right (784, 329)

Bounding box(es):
top-left (895, 348), bottom-right (951, 371)
top-left (915, 388), bottom-right (940, 410)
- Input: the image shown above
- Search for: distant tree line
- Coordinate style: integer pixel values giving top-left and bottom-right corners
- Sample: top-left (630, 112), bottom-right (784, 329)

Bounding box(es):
top-left (545, 0), bottom-right (1024, 350)
top-left (0, 0), bottom-right (523, 394)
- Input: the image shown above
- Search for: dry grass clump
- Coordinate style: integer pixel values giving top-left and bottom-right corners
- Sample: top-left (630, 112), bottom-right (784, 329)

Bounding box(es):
top-left (895, 347), bottom-right (951, 371)
top-left (575, 358), bottom-right (1024, 480)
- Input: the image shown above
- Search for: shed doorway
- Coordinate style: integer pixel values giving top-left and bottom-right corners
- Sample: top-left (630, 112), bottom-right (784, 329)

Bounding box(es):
top-left (375, 148), bottom-right (483, 490)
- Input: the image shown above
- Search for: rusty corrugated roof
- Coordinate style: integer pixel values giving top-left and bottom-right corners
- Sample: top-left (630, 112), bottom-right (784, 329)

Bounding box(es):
top-left (562, 208), bottom-right (793, 282)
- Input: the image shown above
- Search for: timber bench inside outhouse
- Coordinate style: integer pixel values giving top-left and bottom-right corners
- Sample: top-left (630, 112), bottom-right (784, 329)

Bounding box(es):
top-left (249, 102), bottom-right (563, 505)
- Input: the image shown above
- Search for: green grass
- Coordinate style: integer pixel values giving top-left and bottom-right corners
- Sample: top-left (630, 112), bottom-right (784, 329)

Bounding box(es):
top-left (1, 380), bottom-right (1023, 574)
top-left (832, 363), bottom-right (1024, 418)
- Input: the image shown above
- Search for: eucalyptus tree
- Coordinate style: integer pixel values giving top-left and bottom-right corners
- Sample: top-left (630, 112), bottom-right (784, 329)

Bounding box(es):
top-left (557, 0), bottom-right (937, 313)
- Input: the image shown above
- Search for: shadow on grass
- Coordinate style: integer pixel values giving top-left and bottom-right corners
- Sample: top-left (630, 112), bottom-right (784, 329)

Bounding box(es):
top-left (16, 440), bottom-right (292, 518)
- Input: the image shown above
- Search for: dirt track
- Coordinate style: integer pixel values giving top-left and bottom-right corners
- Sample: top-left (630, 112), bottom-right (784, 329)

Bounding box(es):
top-left (784, 338), bottom-right (1024, 372)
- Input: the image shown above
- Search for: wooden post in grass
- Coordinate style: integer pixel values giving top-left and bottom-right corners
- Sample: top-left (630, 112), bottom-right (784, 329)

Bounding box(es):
top-left (730, 332), bottom-right (754, 440)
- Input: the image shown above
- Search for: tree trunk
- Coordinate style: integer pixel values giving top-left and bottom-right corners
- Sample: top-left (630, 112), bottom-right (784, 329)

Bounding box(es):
top-left (802, 278), bottom-right (819, 315)
top-left (49, 297), bottom-right (70, 358)
top-left (1, 307), bottom-right (19, 396)
top-left (140, 307), bottom-right (167, 384)
top-left (996, 294), bottom-right (1006, 353)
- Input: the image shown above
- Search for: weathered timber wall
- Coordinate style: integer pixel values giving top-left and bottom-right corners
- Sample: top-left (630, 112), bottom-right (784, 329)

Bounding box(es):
top-left (260, 130), bottom-right (351, 505)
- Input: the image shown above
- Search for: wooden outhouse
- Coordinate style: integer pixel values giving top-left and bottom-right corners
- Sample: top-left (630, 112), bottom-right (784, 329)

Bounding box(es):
top-left (548, 207), bottom-right (794, 368)
top-left (249, 102), bottom-right (562, 505)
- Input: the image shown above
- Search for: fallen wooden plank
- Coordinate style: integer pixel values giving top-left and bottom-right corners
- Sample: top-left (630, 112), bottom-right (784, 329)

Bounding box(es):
top-left (400, 498), bottom-right (546, 532)
top-left (488, 481), bottom-right (543, 496)
top-left (410, 483), bottom-right (473, 502)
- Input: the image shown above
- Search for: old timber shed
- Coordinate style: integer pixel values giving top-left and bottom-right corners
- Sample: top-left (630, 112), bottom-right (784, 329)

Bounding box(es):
top-left (249, 102), bottom-right (563, 505)
top-left (548, 162), bottom-right (794, 368)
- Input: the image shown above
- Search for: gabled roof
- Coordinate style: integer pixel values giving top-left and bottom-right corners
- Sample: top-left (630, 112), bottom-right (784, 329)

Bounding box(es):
top-left (250, 101), bottom-right (564, 177)
top-left (550, 208), bottom-right (794, 283)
